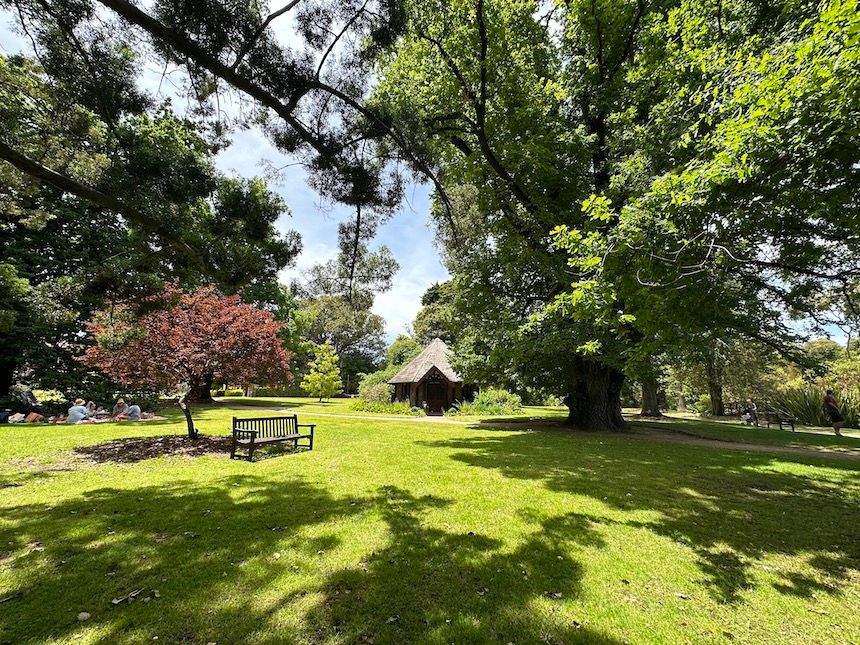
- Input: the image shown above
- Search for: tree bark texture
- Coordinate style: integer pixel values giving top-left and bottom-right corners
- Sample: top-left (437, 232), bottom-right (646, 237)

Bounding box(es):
top-left (564, 359), bottom-right (626, 430)
top-left (705, 352), bottom-right (725, 416)
top-left (178, 394), bottom-right (198, 438)
top-left (639, 378), bottom-right (663, 417)
top-left (187, 373), bottom-right (214, 403)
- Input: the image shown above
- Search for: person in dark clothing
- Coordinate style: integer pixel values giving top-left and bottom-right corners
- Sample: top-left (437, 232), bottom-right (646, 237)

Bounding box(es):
top-left (823, 389), bottom-right (845, 436)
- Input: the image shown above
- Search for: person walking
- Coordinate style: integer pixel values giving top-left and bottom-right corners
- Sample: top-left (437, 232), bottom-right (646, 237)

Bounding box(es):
top-left (823, 389), bottom-right (845, 436)
top-left (744, 398), bottom-right (759, 426)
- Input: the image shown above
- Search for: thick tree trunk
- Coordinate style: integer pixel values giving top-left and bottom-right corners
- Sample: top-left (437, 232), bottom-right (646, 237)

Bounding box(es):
top-left (639, 378), bottom-right (663, 417)
top-left (178, 394), bottom-right (198, 438)
top-left (705, 353), bottom-right (725, 416)
top-left (0, 359), bottom-right (15, 400)
top-left (677, 391), bottom-right (688, 412)
top-left (564, 360), bottom-right (626, 430)
top-left (187, 372), bottom-right (214, 403)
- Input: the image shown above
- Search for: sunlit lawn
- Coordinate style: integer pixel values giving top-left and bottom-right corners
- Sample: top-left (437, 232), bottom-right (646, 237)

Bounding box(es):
top-left (637, 412), bottom-right (860, 454)
top-left (224, 395), bottom-right (569, 422)
top-left (1, 404), bottom-right (858, 643)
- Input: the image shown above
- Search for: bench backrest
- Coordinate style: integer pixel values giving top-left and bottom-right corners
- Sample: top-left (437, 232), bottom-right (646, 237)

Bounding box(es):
top-left (233, 415), bottom-right (298, 438)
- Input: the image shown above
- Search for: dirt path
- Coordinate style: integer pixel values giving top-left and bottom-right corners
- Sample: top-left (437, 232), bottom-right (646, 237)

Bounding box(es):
top-left (224, 404), bottom-right (860, 461)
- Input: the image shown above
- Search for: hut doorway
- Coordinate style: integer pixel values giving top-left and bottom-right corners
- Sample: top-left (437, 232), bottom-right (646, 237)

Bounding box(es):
top-left (426, 381), bottom-right (447, 414)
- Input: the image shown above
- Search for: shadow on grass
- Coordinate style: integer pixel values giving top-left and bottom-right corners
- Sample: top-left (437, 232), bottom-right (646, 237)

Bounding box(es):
top-left (420, 431), bottom-right (860, 606)
top-left (0, 477), bottom-right (622, 644)
top-left (73, 435), bottom-right (314, 464)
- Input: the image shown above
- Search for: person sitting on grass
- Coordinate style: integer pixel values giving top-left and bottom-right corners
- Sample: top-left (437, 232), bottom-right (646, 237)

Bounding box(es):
top-left (66, 399), bottom-right (89, 424)
top-left (86, 401), bottom-right (97, 416)
top-left (113, 399), bottom-right (129, 419)
top-left (126, 404), bottom-right (142, 421)
top-left (823, 389), bottom-right (845, 436)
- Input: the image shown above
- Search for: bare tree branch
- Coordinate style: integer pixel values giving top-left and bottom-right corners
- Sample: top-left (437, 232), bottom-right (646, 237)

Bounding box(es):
top-left (230, 0), bottom-right (302, 71)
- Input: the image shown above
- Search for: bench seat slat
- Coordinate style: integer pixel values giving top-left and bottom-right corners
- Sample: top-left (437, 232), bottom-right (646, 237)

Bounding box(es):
top-left (231, 415), bottom-right (314, 460)
top-left (235, 433), bottom-right (310, 445)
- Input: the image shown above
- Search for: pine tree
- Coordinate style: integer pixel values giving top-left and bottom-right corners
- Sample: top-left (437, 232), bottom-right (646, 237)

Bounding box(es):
top-left (301, 342), bottom-right (343, 402)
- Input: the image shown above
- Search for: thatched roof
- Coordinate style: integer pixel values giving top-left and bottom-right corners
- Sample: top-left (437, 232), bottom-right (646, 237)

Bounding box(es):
top-left (388, 338), bottom-right (462, 384)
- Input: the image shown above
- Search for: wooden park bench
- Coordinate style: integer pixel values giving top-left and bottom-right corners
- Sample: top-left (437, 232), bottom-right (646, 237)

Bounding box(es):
top-left (230, 415), bottom-right (314, 461)
top-left (763, 407), bottom-right (796, 432)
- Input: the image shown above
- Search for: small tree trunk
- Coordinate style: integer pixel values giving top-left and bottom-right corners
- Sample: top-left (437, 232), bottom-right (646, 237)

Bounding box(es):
top-left (564, 360), bottom-right (626, 430)
top-left (639, 378), bottom-right (663, 417)
top-left (178, 394), bottom-right (197, 439)
top-left (187, 372), bottom-right (214, 403)
top-left (677, 391), bottom-right (688, 412)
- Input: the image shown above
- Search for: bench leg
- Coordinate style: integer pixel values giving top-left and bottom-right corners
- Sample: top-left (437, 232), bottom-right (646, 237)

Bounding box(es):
top-left (230, 436), bottom-right (236, 460)
top-left (248, 440), bottom-right (255, 462)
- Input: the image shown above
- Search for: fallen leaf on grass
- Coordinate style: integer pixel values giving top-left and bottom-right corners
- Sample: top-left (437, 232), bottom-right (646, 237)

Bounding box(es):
top-left (0, 592), bottom-right (22, 604)
top-left (183, 531), bottom-right (200, 539)
top-left (545, 592), bottom-right (563, 599)
top-left (77, 612), bottom-right (90, 621)
top-left (673, 592), bottom-right (689, 600)
top-left (386, 615), bottom-right (399, 624)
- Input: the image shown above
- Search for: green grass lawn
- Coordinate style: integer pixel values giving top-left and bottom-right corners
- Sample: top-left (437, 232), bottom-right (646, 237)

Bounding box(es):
top-left (636, 413), bottom-right (860, 454)
top-left (1, 404), bottom-right (858, 644)
top-left (221, 395), bottom-right (569, 422)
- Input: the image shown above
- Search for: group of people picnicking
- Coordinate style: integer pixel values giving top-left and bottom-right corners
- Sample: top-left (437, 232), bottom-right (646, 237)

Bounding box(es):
top-left (60, 398), bottom-right (143, 424)
top-left (741, 392), bottom-right (846, 436)
top-left (5, 396), bottom-right (159, 425)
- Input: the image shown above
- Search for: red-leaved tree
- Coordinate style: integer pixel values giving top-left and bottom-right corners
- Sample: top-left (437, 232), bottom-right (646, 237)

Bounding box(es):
top-left (81, 286), bottom-right (292, 437)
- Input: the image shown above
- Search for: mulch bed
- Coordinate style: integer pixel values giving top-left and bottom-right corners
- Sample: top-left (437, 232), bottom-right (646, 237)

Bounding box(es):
top-left (74, 435), bottom-right (233, 464)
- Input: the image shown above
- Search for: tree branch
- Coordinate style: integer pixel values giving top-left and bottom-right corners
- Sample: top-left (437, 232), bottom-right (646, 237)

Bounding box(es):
top-left (0, 139), bottom-right (206, 271)
top-left (316, 0), bottom-right (370, 79)
top-left (230, 0), bottom-right (302, 71)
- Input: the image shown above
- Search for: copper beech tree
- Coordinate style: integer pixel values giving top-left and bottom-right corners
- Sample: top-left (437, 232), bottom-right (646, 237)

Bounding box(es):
top-left (81, 286), bottom-right (292, 438)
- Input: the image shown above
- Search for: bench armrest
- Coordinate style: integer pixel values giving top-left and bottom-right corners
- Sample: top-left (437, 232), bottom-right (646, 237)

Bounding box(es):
top-left (233, 428), bottom-right (258, 438)
top-left (297, 424), bottom-right (315, 428)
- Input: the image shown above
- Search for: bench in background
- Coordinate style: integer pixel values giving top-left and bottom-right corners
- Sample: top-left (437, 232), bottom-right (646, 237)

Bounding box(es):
top-left (763, 407), bottom-right (796, 432)
top-left (231, 415), bottom-right (314, 461)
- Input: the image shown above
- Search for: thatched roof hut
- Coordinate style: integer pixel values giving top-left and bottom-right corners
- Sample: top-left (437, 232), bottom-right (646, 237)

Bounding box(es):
top-left (388, 338), bottom-right (471, 413)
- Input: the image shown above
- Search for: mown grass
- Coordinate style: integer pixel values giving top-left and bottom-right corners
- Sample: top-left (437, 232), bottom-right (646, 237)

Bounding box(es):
top-left (221, 396), bottom-right (570, 421)
top-left (0, 404), bottom-right (858, 644)
top-left (638, 414), bottom-right (860, 454)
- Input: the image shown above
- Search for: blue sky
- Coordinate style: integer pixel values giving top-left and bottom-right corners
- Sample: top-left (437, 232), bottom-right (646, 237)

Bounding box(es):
top-left (0, 11), bottom-right (449, 343)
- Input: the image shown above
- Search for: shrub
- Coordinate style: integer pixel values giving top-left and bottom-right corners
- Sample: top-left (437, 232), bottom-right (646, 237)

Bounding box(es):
top-left (776, 385), bottom-right (859, 428)
top-left (223, 388), bottom-right (245, 397)
top-left (358, 364), bottom-right (400, 399)
top-left (695, 394), bottom-right (712, 415)
top-left (350, 400), bottom-right (425, 416)
top-left (543, 394), bottom-right (563, 407)
top-left (254, 384), bottom-right (307, 397)
top-left (361, 382), bottom-right (393, 404)
top-left (447, 388), bottom-right (522, 416)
